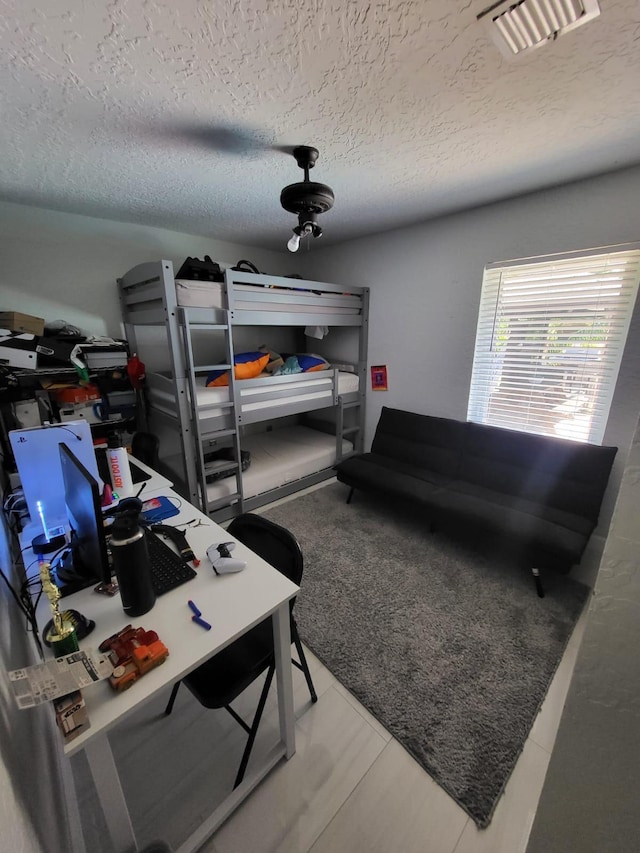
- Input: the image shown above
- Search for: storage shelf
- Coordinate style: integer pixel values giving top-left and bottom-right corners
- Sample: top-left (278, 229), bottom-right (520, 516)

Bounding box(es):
top-left (4, 359), bottom-right (137, 441)
top-left (14, 364), bottom-right (128, 378)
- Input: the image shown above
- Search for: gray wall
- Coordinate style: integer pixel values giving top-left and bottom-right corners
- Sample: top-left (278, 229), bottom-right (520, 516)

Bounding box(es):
top-left (526, 414), bottom-right (640, 853)
top-left (0, 200), bottom-right (298, 339)
top-left (303, 163), bottom-right (640, 585)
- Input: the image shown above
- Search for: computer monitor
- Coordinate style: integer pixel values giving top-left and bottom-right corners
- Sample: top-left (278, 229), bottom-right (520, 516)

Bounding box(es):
top-left (57, 443), bottom-right (111, 596)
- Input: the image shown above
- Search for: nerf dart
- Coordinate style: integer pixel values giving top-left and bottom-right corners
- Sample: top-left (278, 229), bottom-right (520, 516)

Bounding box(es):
top-left (188, 600), bottom-right (211, 630)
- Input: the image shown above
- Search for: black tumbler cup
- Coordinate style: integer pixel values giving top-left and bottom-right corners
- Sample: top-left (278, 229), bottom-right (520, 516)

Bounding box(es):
top-left (110, 512), bottom-right (156, 617)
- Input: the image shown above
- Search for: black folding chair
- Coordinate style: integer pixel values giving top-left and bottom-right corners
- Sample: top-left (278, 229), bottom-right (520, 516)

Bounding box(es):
top-left (164, 513), bottom-right (317, 788)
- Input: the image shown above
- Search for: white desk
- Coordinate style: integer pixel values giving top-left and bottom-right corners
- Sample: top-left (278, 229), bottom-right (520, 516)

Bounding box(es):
top-left (124, 453), bottom-right (174, 495)
top-left (44, 486), bottom-right (299, 853)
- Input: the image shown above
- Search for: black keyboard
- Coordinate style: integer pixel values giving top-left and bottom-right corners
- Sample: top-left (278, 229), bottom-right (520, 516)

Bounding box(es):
top-left (145, 530), bottom-right (197, 595)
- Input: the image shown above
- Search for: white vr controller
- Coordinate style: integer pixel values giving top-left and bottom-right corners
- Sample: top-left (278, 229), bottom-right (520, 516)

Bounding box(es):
top-left (206, 541), bottom-right (246, 575)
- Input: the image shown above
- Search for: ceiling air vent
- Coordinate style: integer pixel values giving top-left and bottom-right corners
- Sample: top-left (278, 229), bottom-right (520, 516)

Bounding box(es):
top-left (478, 0), bottom-right (600, 59)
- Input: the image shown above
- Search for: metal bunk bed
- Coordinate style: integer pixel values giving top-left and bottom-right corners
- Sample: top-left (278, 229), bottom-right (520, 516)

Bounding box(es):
top-left (117, 260), bottom-right (369, 521)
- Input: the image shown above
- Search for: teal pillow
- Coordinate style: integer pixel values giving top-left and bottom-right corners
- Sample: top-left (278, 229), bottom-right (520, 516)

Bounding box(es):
top-left (273, 356), bottom-right (303, 376)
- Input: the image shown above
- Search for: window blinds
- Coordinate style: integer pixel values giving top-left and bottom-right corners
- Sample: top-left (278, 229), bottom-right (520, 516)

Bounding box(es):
top-left (467, 244), bottom-right (640, 444)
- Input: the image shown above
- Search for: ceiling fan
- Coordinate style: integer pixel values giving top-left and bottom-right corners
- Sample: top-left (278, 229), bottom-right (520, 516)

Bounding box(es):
top-left (158, 121), bottom-right (291, 156)
top-left (280, 146), bottom-right (335, 253)
top-left (151, 123), bottom-right (335, 250)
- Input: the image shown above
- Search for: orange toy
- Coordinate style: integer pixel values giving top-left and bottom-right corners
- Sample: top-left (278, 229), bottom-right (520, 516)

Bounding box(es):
top-left (99, 625), bottom-right (169, 692)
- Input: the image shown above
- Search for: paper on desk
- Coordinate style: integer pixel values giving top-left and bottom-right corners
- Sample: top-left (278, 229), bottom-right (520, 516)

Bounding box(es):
top-left (8, 650), bottom-right (113, 709)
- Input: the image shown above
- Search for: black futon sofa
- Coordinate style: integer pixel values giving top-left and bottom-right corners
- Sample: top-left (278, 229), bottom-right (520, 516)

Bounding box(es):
top-left (335, 407), bottom-right (617, 594)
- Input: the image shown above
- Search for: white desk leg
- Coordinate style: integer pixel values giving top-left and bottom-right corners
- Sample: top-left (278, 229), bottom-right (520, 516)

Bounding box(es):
top-left (84, 735), bottom-right (137, 853)
top-left (272, 602), bottom-right (296, 758)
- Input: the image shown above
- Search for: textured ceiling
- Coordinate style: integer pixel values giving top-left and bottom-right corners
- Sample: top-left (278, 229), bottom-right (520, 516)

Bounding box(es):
top-left (1, 0), bottom-right (639, 250)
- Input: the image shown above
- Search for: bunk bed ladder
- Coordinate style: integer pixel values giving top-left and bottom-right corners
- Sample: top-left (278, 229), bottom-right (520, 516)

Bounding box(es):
top-left (222, 301), bottom-right (245, 516)
top-left (179, 307), bottom-right (244, 516)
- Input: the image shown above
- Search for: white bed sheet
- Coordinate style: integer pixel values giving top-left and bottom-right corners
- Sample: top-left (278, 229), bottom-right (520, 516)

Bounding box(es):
top-left (175, 279), bottom-right (360, 314)
top-left (205, 425), bottom-right (352, 503)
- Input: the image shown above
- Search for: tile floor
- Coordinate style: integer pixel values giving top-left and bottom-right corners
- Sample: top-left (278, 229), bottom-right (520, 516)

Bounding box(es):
top-left (72, 481), bottom-right (589, 853)
top-left (205, 610), bottom-right (587, 853)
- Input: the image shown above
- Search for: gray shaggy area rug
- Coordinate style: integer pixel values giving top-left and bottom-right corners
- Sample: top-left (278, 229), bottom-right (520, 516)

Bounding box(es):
top-left (263, 482), bottom-right (589, 828)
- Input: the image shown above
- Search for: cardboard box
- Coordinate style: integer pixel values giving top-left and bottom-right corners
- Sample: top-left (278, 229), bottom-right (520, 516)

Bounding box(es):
top-left (0, 330), bottom-right (38, 369)
top-left (0, 312), bottom-right (45, 336)
top-left (53, 690), bottom-right (90, 744)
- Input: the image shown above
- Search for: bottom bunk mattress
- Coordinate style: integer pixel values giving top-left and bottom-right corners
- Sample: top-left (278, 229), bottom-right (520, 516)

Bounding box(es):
top-left (205, 426), bottom-right (353, 503)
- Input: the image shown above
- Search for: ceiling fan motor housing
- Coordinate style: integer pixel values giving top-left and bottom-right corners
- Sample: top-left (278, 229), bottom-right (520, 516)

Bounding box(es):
top-left (280, 145), bottom-right (335, 238)
top-left (280, 181), bottom-right (335, 216)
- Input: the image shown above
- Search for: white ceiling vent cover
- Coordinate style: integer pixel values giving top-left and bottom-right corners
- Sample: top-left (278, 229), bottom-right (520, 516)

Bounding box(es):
top-left (478, 0), bottom-right (601, 59)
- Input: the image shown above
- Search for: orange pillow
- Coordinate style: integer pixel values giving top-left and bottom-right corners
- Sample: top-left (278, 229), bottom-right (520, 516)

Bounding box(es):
top-left (206, 352), bottom-right (269, 387)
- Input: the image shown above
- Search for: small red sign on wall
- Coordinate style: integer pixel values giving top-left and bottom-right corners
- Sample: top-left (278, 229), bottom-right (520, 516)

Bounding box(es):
top-left (371, 365), bottom-right (388, 391)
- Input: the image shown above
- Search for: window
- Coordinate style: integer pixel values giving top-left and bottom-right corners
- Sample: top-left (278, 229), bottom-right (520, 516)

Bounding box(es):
top-left (467, 244), bottom-right (640, 443)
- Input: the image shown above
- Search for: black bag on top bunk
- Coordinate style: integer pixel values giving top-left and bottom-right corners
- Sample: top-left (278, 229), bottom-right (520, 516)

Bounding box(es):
top-left (231, 260), bottom-right (261, 274)
top-left (231, 259), bottom-right (301, 279)
top-left (175, 256), bottom-right (224, 282)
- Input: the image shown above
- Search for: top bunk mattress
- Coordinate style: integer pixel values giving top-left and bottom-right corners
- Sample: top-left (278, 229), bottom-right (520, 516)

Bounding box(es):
top-left (175, 279), bottom-right (361, 314)
top-left (193, 370), bottom-right (359, 415)
top-left (148, 369), bottom-right (360, 425)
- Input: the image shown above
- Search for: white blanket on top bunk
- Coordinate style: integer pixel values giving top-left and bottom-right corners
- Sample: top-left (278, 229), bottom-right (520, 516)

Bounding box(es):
top-left (195, 371), bottom-right (359, 416)
top-left (206, 426), bottom-right (352, 502)
top-left (175, 279), bottom-right (361, 314)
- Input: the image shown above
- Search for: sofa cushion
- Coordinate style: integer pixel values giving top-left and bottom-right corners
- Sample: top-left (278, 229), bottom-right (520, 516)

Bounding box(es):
top-left (462, 422), bottom-right (617, 523)
top-left (445, 480), bottom-right (595, 536)
top-left (371, 407), bottom-right (465, 479)
top-left (435, 484), bottom-right (590, 564)
top-left (339, 452), bottom-right (453, 487)
top-left (335, 454), bottom-right (443, 504)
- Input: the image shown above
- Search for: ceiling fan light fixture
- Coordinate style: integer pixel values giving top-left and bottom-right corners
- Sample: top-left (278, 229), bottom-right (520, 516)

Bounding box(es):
top-left (281, 146), bottom-right (334, 251)
top-left (287, 233), bottom-right (301, 253)
top-left (287, 214), bottom-right (323, 253)
top-left (478, 0), bottom-right (600, 59)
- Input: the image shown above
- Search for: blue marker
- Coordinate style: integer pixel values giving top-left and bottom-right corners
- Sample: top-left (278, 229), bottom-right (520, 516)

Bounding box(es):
top-left (187, 600), bottom-right (201, 617)
top-left (192, 615), bottom-right (211, 631)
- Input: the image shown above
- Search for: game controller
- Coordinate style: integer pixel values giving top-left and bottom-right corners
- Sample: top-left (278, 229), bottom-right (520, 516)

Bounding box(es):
top-left (206, 541), bottom-right (246, 575)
